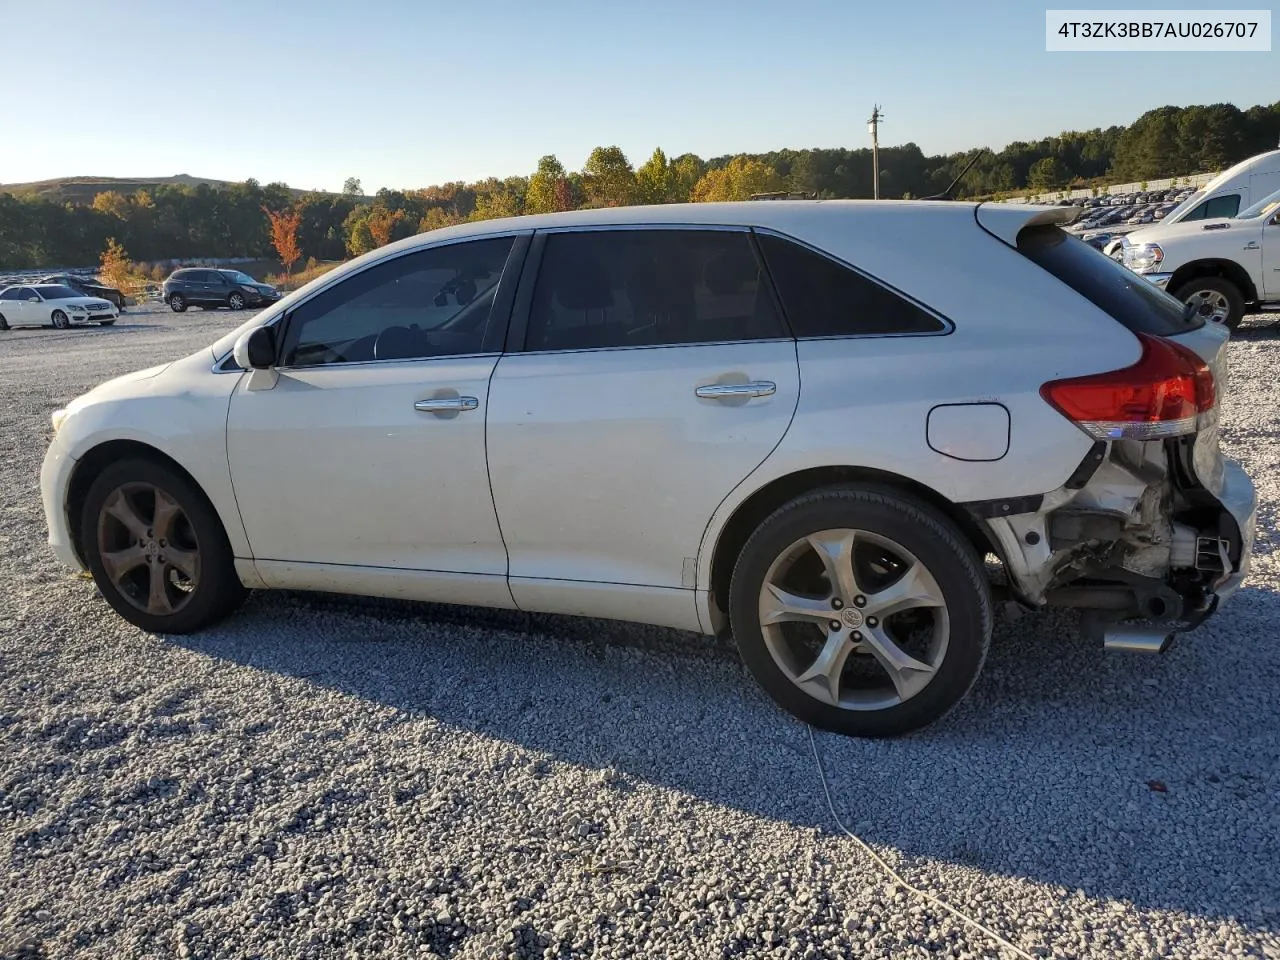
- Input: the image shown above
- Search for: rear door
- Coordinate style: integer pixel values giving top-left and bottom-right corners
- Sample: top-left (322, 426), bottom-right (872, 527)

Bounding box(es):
top-left (485, 226), bottom-right (800, 600)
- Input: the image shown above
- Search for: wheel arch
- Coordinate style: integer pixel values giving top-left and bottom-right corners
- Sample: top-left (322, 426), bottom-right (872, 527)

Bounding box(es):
top-left (703, 465), bottom-right (1000, 629)
top-left (67, 439), bottom-right (224, 567)
top-left (1167, 259), bottom-right (1259, 304)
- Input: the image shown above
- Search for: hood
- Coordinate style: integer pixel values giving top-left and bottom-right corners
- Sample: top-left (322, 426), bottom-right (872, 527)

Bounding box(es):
top-left (49, 295), bottom-right (115, 308)
top-left (1125, 215), bottom-right (1248, 247)
top-left (64, 362), bottom-right (172, 415)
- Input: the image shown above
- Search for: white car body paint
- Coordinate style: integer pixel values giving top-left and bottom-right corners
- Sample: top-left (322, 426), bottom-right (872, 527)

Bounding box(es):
top-left (0, 285), bottom-right (119, 328)
top-left (41, 200), bottom-right (1256, 641)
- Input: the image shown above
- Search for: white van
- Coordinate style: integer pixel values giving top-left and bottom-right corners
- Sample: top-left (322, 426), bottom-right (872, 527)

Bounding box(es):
top-left (1161, 148), bottom-right (1280, 227)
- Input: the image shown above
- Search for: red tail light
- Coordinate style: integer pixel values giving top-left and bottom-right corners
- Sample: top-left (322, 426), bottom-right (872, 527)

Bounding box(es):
top-left (1040, 333), bottom-right (1216, 440)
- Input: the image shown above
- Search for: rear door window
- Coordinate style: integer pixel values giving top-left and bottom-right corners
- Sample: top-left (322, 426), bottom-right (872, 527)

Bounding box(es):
top-left (1016, 226), bottom-right (1202, 335)
top-left (524, 229), bottom-right (785, 351)
top-left (755, 233), bottom-right (946, 337)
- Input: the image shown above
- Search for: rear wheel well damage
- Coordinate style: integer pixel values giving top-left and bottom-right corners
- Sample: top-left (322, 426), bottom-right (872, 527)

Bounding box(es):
top-left (1168, 259), bottom-right (1259, 305)
top-left (66, 441), bottom-right (212, 567)
top-left (707, 466), bottom-right (1002, 625)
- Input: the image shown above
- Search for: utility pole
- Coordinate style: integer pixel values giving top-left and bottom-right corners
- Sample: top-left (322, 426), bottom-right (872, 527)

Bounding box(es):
top-left (867, 105), bottom-right (883, 200)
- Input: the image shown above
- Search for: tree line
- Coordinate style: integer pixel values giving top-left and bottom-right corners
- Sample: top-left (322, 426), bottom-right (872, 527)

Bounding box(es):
top-left (1, 100), bottom-right (1276, 271)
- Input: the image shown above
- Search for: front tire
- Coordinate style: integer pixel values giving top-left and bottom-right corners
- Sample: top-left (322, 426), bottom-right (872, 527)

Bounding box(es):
top-left (169, 294), bottom-right (187, 313)
top-left (227, 292), bottom-right (246, 310)
top-left (80, 459), bottom-right (248, 634)
top-left (1173, 277), bottom-right (1244, 330)
top-left (51, 310), bottom-right (70, 329)
top-left (728, 485), bottom-right (992, 738)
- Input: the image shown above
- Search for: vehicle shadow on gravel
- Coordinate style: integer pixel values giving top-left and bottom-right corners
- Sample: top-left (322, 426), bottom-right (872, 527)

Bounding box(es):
top-left (172, 583), bottom-right (1280, 935)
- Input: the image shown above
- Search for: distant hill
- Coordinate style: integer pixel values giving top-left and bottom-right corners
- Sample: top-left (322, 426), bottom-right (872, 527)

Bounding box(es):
top-left (0, 174), bottom-right (338, 205)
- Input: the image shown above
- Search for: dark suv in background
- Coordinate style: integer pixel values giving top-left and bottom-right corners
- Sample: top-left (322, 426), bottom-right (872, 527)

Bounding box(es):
top-left (39, 274), bottom-right (126, 311)
top-left (162, 268), bottom-right (281, 312)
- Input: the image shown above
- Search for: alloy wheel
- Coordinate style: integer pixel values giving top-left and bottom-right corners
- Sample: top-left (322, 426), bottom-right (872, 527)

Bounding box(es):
top-left (95, 482), bottom-right (201, 617)
top-left (229, 293), bottom-right (245, 310)
top-left (51, 310), bottom-right (69, 329)
top-left (757, 528), bottom-right (949, 710)
top-left (1185, 288), bottom-right (1231, 324)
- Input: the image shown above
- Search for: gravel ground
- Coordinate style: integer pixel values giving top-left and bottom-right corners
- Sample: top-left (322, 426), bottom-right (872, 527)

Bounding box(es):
top-left (2, 302), bottom-right (1279, 960)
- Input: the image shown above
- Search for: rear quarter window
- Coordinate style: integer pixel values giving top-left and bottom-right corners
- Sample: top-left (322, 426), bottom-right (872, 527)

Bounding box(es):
top-left (755, 233), bottom-right (946, 337)
top-left (1015, 226), bottom-right (1203, 336)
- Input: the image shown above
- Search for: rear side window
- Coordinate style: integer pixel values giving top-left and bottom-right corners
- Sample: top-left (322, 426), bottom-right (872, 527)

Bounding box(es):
top-left (755, 233), bottom-right (946, 337)
top-left (525, 229), bottom-right (785, 351)
top-left (1016, 226), bottom-right (1202, 335)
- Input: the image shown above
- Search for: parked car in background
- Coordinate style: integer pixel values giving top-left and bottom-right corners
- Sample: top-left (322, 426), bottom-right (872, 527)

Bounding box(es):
top-left (0, 283), bottom-right (119, 330)
top-left (162, 268), bottom-right (281, 313)
top-left (39, 274), bottom-right (126, 311)
top-left (1121, 184), bottom-right (1280, 329)
top-left (40, 200), bottom-right (1256, 738)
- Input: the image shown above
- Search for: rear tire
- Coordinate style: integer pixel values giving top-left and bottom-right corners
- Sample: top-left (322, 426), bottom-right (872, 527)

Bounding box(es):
top-left (1173, 277), bottom-right (1244, 330)
top-left (728, 485), bottom-right (992, 738)
top-left (169, 294), bottom-right (187, 313)
top-left (0, 313), bottom-right (8, 331)
top-left (51, 310), bottom-right (70, 329)
top-left (80, 458), bottom-right (248, 634)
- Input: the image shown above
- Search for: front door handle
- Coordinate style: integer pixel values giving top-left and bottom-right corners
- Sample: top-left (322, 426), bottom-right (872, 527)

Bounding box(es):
top-left (695, 381), bottom-right (776, 400)
top-left (1244, 241), bottom-right (1261, 250)
top-left (414, 396), bottom-right (479, 413)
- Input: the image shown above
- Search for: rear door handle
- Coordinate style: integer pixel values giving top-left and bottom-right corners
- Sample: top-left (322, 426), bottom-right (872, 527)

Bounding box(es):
top-left (695, 381), bottom-right (776, 400)
top-left (1243, 241), bottom-right (1260, 250)
top-left (414, 396), bottom-right (479, 413)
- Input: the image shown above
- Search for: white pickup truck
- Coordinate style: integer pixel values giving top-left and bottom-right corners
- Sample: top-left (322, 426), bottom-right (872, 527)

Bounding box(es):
top-left (1121, 186), bottom-right (1280, 329)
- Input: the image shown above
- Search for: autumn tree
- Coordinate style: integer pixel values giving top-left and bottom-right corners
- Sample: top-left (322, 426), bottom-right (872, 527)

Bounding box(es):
top-left (367, 207), bottom-right (403, 248)
top-left (583, 146), bottom-right (636, 207)
top-left (691, 157), bottom-right (784, 202)
top-left (92, 191), bottom-right (130, 219)
top-left (262, 205), bottom-right (303, 277)
top-left (99, 238), bottom-right (132, 290)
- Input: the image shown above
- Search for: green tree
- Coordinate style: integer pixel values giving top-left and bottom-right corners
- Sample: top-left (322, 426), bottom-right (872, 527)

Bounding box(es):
top-left (1027, 156), bottom-right (1065, 191)
top-left (468, 190), bottom-right (521, 222)
top-left (635, 147), bottom-right (674, 204)
top-left (583, 146), bottom-right (636, 207)
top-left (343, 177), bottom-right (363, 197)
top-left (525, 155), bottom-right (570, 214)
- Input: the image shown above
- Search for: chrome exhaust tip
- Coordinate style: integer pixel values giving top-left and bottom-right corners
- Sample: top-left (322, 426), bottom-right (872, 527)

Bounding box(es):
top-left (1103, 623), bottom-right (1174, 654)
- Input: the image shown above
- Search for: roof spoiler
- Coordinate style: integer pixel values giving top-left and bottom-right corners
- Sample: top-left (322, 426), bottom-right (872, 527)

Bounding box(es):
top-left (974, 202), bottom-right (1083, 247)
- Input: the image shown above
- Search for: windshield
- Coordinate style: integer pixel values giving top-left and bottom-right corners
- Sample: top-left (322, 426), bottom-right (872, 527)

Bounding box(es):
top-left (33, 285), bottom-right (78, 300)
top-left (224, 271), bottom-right (258, 285)
top-left (1239, 186), bottom-right (1280, 220)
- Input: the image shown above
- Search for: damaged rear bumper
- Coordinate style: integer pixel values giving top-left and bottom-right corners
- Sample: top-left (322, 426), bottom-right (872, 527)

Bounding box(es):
top-left (973, 443), bottom-right (1257, 641)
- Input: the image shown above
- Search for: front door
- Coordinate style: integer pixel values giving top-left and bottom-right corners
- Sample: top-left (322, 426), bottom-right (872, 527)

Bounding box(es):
top-left (226, 233), bottom-right (527, 606)
top-left (1264, 214), bottom-right (1280, 300)
top-left (485, 227), bottom-right (800, 612)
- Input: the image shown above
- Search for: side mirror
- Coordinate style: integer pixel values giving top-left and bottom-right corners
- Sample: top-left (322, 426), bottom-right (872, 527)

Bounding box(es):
top-left (233, 326), bottom-right (277, 370)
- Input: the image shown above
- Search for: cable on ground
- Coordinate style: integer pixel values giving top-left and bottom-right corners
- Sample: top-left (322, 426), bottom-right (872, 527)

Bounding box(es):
top-left (807, 724), bottom-right (1040, 960)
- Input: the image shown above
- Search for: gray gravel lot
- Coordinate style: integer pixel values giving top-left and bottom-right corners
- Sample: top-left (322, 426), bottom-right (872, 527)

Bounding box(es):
top-left (2, 302), bottom-right (1279, 960)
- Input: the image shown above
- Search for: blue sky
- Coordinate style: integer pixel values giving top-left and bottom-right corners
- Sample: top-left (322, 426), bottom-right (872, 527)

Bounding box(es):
top-left (2, 0), bottom-right (1274, 192)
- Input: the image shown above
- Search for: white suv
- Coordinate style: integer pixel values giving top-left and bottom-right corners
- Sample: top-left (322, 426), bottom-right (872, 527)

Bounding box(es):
top-left (40, 201), bottom-right (1257, 737)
